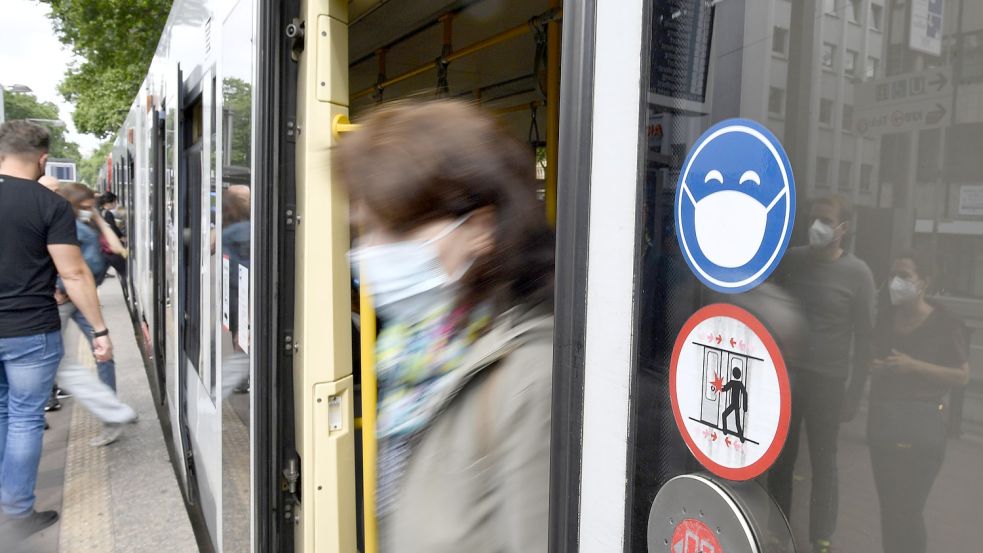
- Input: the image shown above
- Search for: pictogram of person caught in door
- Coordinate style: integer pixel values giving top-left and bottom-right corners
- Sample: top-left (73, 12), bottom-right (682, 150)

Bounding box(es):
top-left (693, 340), bottom-right (761, 446)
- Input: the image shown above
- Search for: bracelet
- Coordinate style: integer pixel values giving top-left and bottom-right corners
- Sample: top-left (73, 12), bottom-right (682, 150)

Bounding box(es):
top-left (92, 328), bottom-right (110, 338)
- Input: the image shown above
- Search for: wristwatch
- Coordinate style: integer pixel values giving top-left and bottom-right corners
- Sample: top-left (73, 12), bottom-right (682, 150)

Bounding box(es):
top-left (92, 328), bottom-right (110, 338)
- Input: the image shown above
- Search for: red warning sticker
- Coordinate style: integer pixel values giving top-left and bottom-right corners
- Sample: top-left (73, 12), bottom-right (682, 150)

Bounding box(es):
top-left (671, 518), bottom-right (723, 553)
top-left (669, 304), bottom-right (791, 481)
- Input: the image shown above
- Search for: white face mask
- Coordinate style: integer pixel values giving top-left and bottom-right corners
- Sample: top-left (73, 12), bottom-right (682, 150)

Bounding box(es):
top-left (888, 276), bottom-right (920, 306)
top-left (686, 185), bottom-right (785, 268)
top-left (349, 214), bottom-right (472, 323)
top-left (78, 209), bottom-right (93, 223)
top-left (808, 219), bottom-right (841, 248)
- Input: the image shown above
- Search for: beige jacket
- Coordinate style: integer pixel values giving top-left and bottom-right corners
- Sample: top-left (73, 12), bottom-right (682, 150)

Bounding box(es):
top-left (382, 306), bottom-right (554, 553)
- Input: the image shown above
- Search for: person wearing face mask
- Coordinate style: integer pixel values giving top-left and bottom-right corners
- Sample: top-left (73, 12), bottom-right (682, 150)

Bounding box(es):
top-left (866, 251), bottom-right (969, 553)
top-left (0, 121), bottom-right (114, 539)
top-left (337, 100), bottom-right (554, 553)
top-left (52, 183), bottom-right (136, 447)
top-left (766, 194), bottom-right (875, 553)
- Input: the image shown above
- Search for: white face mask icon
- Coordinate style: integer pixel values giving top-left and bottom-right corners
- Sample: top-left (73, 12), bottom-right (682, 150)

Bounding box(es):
top-left (683, 170), bottom-right (786, 269)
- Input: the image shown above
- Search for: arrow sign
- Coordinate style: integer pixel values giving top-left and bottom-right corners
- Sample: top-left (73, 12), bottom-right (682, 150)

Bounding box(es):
top-left (715, 335), bottom-right (722, 345)
top-left (729, 337), bottom-right (737, 348)
top-left (929, 72), bottom-right (947, 92)
top-left (711, 431), bottom-right (717, 441)
top-left (926, 103), bottom-right (946, 125)
top-left (725, 436), bottom-right (732, 447)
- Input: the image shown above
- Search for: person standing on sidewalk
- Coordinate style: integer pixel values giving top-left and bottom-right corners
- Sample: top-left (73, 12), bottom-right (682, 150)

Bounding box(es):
top-left (0, 121), bottom-right (113, 540)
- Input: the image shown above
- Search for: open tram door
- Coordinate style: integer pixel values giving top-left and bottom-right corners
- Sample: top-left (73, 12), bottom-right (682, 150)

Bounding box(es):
top-left (554, 1), bottom-right (983, 553)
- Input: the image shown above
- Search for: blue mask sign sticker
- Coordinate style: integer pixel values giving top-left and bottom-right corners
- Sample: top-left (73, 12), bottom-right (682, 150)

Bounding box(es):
top-left (674, 118), bottom-right (796, 293)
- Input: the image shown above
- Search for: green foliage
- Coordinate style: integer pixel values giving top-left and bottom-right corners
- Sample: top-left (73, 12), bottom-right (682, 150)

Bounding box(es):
top-left (79, 141), bottom-right (112, 186)
top-left (223, 78), bottom-right (252, 168)
top-left (2, 91), bottom-right (81, 160)
top-left (41, 0), bottom-right (173, 138)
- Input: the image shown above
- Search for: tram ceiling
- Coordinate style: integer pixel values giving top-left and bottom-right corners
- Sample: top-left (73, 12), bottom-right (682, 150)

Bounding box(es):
top-left (348, 1), bottom-right (558, 111)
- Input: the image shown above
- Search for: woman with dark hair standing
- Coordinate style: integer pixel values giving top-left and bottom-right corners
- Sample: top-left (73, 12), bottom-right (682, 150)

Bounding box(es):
top-left (868, 251), bottom-right (969, 553)
top-left (337, 100), bottom-right (554, 553)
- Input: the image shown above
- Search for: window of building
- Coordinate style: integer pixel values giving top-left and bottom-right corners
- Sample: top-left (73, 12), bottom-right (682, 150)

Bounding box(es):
top-left (819, 98), bottom-right (834, 125)
top-left (838, 160), bottom-right (853, 189)
top-left (773, 27), bottom-right (789, 56)
top-left (845, 49), bottom-right (858, 76)
top-left (866, 56), bottom-right (880, 79)
top-left (769, 87), bottom-right (785, 115)
top-left (816, 156), bottom-right (831, 187)
top-left (870, 3), bottom-right (883, 31)
top-left (848, 0), bottom-right (863, 23)
top-left (822, 43), bottom-right (837, 69)
top-left (842, 104), bottom-right (854, 130)
top-left (824, 0), bottom-right (838, 16)
top-left (860, 164), bottom-right (873, 193)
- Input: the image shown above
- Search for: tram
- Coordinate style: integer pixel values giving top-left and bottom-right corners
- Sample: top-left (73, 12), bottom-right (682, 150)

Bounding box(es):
top-left (107, 0), bottom-right (983, 552)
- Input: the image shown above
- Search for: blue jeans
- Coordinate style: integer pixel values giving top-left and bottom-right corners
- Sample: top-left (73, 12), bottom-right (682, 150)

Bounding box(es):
top-left (0, 331), bottom-right (63, 517)
top-left (63, 302), bottom-right (116, 391)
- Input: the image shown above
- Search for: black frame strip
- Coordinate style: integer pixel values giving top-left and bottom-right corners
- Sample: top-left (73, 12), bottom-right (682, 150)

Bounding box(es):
top-left (548, 1), bottom-right (596, 552)
top-left (254, 0), bottom-right (300, 550)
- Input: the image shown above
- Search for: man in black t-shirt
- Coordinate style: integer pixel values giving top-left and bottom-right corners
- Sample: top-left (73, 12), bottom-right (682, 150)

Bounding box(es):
top-left (0, 121), bottom-right (114, 541)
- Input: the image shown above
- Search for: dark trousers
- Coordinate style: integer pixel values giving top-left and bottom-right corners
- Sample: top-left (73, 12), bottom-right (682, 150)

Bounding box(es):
top-left (868, 401), bottom-right (946, 553)
top-left (767, 370), bottom-right (845, 544)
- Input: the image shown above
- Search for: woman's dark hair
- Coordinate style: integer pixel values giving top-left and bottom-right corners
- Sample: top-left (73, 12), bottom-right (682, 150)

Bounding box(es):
top-left (894, 248), bottom-right (935, 288)
top-left (99, 191), bottom-right (118, 206)
top-left (335, 100), bottom-right (555, 314)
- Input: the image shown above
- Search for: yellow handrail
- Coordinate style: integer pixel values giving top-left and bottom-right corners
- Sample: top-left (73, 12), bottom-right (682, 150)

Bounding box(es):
top-left (358, 280), bottom-right (379, 553)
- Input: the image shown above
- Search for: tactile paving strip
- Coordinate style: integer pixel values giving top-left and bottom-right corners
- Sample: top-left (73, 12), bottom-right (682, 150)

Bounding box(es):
top-left (58, 337), bottom-right (117, 553)
top-left (222, 401), bottom-right (251, 550)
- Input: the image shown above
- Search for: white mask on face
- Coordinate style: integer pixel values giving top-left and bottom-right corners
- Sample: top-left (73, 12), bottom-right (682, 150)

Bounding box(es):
top-left (687, 185), bottom-right (785, 268)
top-left (349, 214), bottom-right (473, 323)
top-left (888, 276), bottom-right (920, 306)
top-left (808, 219), bottom-right (841, 248)
top-left (78, 209), bottom-right (93, 223)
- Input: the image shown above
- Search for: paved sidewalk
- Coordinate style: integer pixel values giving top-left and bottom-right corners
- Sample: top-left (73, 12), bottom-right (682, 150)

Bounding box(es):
top-left (15, 278), bottom-right (198, 553)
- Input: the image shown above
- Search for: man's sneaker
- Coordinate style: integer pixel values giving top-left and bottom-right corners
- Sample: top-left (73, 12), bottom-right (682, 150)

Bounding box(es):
top-left (90, 423), bottom-right (124, 447)
top-left (55, 387), bottom-right (72, 399)
top-left (44, 397), bottom-right (61, 412)
top-left (0, 510), bottom-right (59, 540)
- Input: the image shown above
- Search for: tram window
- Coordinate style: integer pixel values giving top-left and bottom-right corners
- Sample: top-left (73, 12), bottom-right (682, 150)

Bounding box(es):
top-left (218, 1), bottom-right (253, 548)
top-left (181, 96), bottom-right (204, 372)
top-left (627, 1), bottom-right (983, 551)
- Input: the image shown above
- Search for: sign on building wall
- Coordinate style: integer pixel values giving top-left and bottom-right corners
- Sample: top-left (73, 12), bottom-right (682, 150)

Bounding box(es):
top-left (910, 0), bottom-right (944, 57)
top-left (959, 185), bottom-right (983, 216)
top-left (855, 67), bottom-right (952, 136)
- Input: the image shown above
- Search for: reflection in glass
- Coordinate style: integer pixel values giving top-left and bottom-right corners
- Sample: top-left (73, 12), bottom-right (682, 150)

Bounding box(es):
top-left (629, 1), bottom-right (983, 552)
top-left (220, 1), bottom-right (253, 551)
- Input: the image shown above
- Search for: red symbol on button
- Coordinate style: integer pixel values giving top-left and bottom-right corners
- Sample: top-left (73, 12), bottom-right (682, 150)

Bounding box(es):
top-left (672, 518), bottom-right (723, 553)
top-left (715, 335), bottom-right (723, 345)
top-left (729, 337), bottom-right (737, 348)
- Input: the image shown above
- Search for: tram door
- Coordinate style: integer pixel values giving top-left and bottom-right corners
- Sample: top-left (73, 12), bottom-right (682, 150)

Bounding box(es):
top-left (568, 1), bottom-right (983, 552)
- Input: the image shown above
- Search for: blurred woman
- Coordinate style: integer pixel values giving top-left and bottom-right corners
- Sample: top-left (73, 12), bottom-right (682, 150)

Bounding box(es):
top-left (868, 250), bottom-right (969, 553)
top-left (337, 101), bottom-right (554, 553)
top-left (55, 183), bottom-right (136, 446)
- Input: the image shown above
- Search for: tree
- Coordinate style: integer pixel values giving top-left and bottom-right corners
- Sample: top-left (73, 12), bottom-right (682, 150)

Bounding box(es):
top-left (79, 141), bottom-right (112, 186)
top-left (2, 91), bottom-right (81, 160)
top-left (41, 0), bottom-right (174, 138)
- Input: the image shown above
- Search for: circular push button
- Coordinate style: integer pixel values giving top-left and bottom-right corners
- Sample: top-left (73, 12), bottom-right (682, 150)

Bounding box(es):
top-left (648, 474), bottom-right (794, 553)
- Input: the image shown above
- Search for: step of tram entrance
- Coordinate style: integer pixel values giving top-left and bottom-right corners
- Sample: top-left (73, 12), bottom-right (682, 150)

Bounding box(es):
top-left (15, 279), bottom-right (198, 553)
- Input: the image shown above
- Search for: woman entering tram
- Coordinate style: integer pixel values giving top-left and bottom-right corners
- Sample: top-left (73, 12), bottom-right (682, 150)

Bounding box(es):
top-left (339, 100), bottom-right (555, 553)
top-left (868, 251), bottom-right (970, 553)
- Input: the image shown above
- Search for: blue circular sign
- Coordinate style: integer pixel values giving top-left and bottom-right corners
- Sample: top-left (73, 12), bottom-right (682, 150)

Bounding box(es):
top-left (674, 118), bottom-right (796, 294)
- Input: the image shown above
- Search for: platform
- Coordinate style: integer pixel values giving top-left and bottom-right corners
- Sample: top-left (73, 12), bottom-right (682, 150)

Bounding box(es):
top-left (16, 277), bottom-right (198, 553)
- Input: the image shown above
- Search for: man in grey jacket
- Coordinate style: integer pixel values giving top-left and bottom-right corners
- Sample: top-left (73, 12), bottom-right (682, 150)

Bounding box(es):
top-left (767, 194), bottom-right (875, 553)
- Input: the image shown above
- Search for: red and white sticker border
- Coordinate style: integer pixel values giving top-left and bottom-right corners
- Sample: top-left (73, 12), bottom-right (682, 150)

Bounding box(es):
top-left (669, 303), bottom-right (791, 481)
